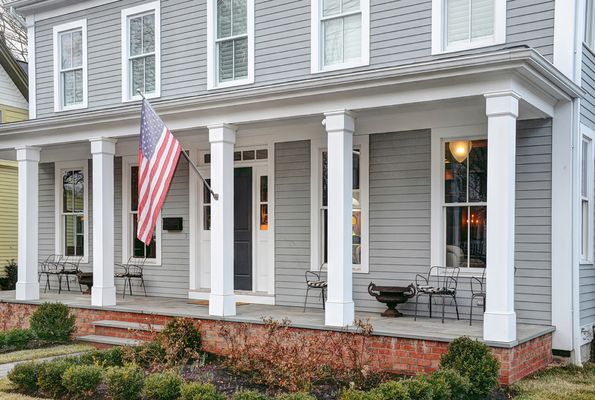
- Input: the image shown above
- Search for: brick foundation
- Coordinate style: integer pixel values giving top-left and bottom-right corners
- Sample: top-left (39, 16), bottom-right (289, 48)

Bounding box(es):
top-left (0, 301), bottom-right (552, 384)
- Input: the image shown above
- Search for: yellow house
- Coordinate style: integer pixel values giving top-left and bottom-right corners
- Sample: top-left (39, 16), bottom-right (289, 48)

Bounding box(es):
top-left (0, 39), bottom-right (28, 269)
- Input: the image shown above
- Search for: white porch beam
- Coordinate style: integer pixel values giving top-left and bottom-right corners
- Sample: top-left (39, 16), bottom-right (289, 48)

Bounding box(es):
top-left (15, 146), bottom-right (41, 300)
top-left (483, 91), bottom-right (520, 343)
top-left (90, 137), bottom-right (117, 307)
top-left (324, 110), bottom-right (355, 327)
top-left (208, 124), bottom-right (237, 317)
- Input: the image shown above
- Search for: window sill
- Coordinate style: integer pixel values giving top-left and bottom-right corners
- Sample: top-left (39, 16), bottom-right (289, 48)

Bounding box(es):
top-left (432, 37), bottom-right (504, 56)
top-left (312, 263), bottom-right (369, 274)
top-left (430, 268), bottom-right (485, 278)
top-left (580, 258), bottom-right (594, 266)
top-left (54, 103), bottom-right (88, 113)
top-left (122, 91), bottom-right (160, 104)
top-left (208, 77), bottom-right (255, 91)
top-left (311, 60), bottom-right (369, 74)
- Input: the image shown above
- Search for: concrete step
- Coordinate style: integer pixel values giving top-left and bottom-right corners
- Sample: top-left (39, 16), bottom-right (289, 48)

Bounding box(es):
top-left (92, 319), bottom-right (164, 332)
top-left (76, 335), bottom-right (144, 347)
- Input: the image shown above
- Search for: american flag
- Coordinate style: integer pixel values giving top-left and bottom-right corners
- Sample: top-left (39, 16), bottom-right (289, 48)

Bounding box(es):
top-left (137, 99), bottom-right (182, 245)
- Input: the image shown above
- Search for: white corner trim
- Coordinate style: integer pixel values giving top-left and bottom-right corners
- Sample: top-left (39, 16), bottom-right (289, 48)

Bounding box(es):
top-left (121, 1), bottom-right (161, 103)
top-left (206, 0), bottom-right (255, 90)
top-left (121, 155), bottom-right (162, 266)
top-left (26, 16), bottom-right (36, 119)
top-left (310, 0), bottom-right (370, 74)
top-left (54, 160), bottom-right (90, 264)
top-left (52, 19), bottom-right (88, 113)
top-left (554, 0), bottom-right (580, 82)
top-left (431, 0), bottom-right (506, 55)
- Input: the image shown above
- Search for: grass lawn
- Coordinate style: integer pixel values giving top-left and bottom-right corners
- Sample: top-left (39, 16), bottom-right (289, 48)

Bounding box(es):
top-left (0, 343), bottom-right (94, 364)
top-left (510, 363), bottom-right (595, 400)
top-left (0, 379), bottom-right (44, 400)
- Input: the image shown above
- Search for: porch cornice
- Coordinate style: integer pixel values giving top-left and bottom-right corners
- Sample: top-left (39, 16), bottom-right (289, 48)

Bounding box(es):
top-left (0, 48), bottom-right (582, 147)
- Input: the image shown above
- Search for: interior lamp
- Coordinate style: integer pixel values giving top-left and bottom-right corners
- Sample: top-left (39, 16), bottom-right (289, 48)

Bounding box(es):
top-left (449, 140), bottom-right (472, 163)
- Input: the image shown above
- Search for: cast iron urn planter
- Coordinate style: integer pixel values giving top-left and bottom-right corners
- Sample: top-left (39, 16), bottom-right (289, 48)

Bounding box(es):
top-left (368, 282), bottom-right (416, 317)
top-left (77, 272), bottom-right (93, 295)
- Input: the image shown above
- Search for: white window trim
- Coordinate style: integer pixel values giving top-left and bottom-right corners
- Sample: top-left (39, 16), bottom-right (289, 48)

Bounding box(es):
top-left (431, 125), bottom-right (487, 277)
top-left (585, 0), bottom-right (595, 52)
top-left (310, 0), bottom-right (370, 74)
top-left (121, 155), bottom-right (162, 266)
top-left (310, 135), bottom-right (369, 273)
top-left (431, 0), bottom-right (506, 55)
top-left (580, 124), bottom-right (594, 264)
top-left (121, 1), bottom-right (161, 102)
top-left (54, 160), bottom-right (89, 264)
top-left (53, 19), bottom-right (88, 112)
top-left (206, 0), bottom-right (255, 90)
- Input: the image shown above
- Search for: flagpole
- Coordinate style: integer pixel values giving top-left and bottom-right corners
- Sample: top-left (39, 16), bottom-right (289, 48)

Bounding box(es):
top-left (136, 90), bottom-right (219, 201)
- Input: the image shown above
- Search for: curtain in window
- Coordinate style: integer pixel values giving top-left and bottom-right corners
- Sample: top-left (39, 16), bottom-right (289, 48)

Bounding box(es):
top-left (217, 0), bottom-right (248, 82)
top-left (322, 0), bottom-right (361, 67)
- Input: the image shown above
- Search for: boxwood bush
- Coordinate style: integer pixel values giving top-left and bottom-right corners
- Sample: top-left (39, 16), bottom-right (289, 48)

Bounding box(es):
top-left (62, 364), bottom-right (103, 399)
top-left (339, 389), bottom-right (380, 400)
top-left (29, 302), bottom-right (76, 343)
top-left (105, 364), bottom-right (145, 400)
top-left (370, 381), bottom-right (409, 400)
top-left (0, 328), bottom-right (36, 351)
top-left (7, 361), bottom-right (39, 394)
top-left (275, 393), bottom-right (317, 400)
top-left (37, 357), bottom-right (80, 398)
top-left (425, 368), bottom-right (471, 400)
top-left (180, 382), bottom-right (225, 400)
top-left (143, 371), bottom-right (184, 400)
top-left (232, 390), bottom-right (271, 400)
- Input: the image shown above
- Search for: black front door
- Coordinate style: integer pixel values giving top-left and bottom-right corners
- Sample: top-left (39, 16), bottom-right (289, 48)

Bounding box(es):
top-left (234, 167), bottom-right (252, 290)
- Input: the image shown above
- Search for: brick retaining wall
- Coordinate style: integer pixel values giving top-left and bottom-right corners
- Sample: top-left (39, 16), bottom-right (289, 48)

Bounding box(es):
top-left (0, 302), bottom-right (552, 384)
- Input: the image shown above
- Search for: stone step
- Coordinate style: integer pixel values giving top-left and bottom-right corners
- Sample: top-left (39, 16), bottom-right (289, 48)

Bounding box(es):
top-left (76, 335), bottom-right (144, 347)
top-left (92, 320), bottom-right (164, 332)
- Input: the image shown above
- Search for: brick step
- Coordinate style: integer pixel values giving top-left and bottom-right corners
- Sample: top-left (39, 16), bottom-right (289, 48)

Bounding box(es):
top-left (92, 320), bottom-right (164, 332)
top-left (76, 334), bottom-right (144, 347)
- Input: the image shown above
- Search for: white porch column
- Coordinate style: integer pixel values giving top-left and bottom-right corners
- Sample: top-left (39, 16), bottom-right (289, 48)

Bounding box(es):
top-left (483, 91), bottom-right (520, 343)
top-left (90, 138), bottom-right (117, 307)
top-left (324, 110), bottom-right (355, 327)
top-left (16, 146), bottom-right (41, 300)
top-left (208, 124), bottom-right (237, 317)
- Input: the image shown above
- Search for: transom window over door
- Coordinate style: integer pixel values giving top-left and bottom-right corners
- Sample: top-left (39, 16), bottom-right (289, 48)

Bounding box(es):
top-left (130, 166), bottom-right (157, 259)
top-left (216, 0), bottom-right (248, 83)
top-left (53, 20), bottom-right (87, 111)
top-left (444, 139), bottom-right (487, 269)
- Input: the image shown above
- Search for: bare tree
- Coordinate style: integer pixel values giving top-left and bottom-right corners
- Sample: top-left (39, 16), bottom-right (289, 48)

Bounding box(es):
top-left (0, 0), bottom-right (27, 62)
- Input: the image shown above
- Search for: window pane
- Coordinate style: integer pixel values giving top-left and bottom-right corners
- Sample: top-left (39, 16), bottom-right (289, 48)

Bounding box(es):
top-left (203, 206), bottom-right (211, 230)
top-left (144, 55), bottom-right (156, 93)
top-left (353, 150), bottom-right (360, 190)
top-left (60, 32), bottom-right (72, 69)
top-left (65, 215), bottom-right (76, 256)
top-left (447, 0), bottom-right (470, 45)
top-left (73, 170), bottom-right (84, 213)
top-left (234, 37), bottom-right (248, 78)
top-left (76, 215), bottom-right (85, 256)
top-left (468, 139), bottom-right (487, 202)
top-left (322, 151), bottom-right (328, 207)
top-left (74, 69), bottom-right (83, 104)
top-left (260, 204), bottom-right (268, 231)
top-left (323, 209), bottom-right (328, 263)
top-left (256, 149), bottom-right (268, 159)
top-left (63, 171), bottom-right (74, 213)
top-left (217, 0), bottom-right (232, 38)
top-left (343, 0), bottom-right (360, 12)
top-left (232, 0), bottom-right (247, 35)
top-left (63, 70), bottom-right (76, 106)
top-left (218, 40), bottom-right (234, 82)
top-left (260, 176), bottom-right (268, 202)
top-left (582, 140), bottom-right (589, 197)
top-left (582, 200), bottom-right (589, 257)
top-left (131, 57), bottom-right (145, 93)
top-left (72, 30), bottom-right (83, 67)
top-left (323, 0), bottom-right (341, 17)
top-left (131, 166), bottom-right (139, 212)
top-left (469, 206), bottom-right (486, 268)
top-left (203, 179), bottom-right (211, 205)
top-left (323, 18), bottom-right (343, 66)
top-left (143, 14), bottom-right (155, 53)
top-left (352, 191), bottom-right (361, 264)
top-left (343, 14), bottom-right (361, 62)
top-left (129, 16), bottom-right (143, 56)
top-left (446, 206), bottom-right (468, 268)
top-left (471, 0), bottom-right (494, 39)
top-left (444, 142), bottom-right (467, 203)
top-left (132, 214), bottom-right (156, 258)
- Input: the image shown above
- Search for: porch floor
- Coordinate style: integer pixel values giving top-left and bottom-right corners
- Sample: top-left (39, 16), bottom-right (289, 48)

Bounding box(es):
top-left (0, 290), bottom-right (553, 348)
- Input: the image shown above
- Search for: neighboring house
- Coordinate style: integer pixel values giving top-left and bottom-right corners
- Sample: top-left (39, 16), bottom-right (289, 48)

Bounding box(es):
top-left (0, 38), bottom-right (28, 271)
top-left (0, 0), bottom-right (593, 373)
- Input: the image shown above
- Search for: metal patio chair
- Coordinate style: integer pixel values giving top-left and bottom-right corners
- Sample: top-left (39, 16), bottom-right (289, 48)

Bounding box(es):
top-left (39, 254), bottom-right (62, 293)
top-left (469, 268), bottom-right (486, 326)
top-left (414, 266), bottom-right (460, 323)
top-left (60, 256), bottom-right (83, 293)
top-left (303, 265), bottom-right (327, 311)
top-left (115, 256), bottom-right (147, 298)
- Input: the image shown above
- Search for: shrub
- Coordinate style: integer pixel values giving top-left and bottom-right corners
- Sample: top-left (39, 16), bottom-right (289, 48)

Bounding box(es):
top-left (232, 390), bottom-right (271, 400)
top-left (37, 358), bottom-right (79, 398)
top-left (401, 378), bottom-right (432, 400)
top-left (2, 328), bottom-right (36, 350)
top-left (62, 364), bottom-right (103, 399)
top-left (0, 260), bottom-right (18, 290)
top-left (7, 361), bottom-right (40, 394)
top-left (339, 389), bottom-right (380, 400)
top-left (440, 336), bottom-right (500, 400)
top-left (370, 380), bottom-right (410, 400)
top-left (180, 382), bottom-right (225, 400)
top-left (159, 318), bottom-right (202, 366)
top-left (426, 368), bottom-right (471, 400)
top-left (29, 302), bottom-right (76, 342)
top-left (122, 340), bottom-right (167, 370)
top-left (275, 393), bottom-right (317, 400)
top-left (105, 364), bottom-right (145, 400)
top-left (80, 346), bottom-right (125, 367)
top-left (143, 371), bottom-right (184, 400)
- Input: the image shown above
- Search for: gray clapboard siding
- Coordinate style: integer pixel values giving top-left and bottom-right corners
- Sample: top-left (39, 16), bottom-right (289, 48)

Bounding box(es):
top-left (274, 140), bottom-right (312, 307)
top-left (580, 264), bottom-right (595, 327)
top-left (34, 0), bottom-right (555, 118)
top-left (582, 45), bottom-right (595, 132)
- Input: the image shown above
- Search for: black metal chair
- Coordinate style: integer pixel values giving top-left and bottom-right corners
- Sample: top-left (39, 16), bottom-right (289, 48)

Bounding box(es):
top-left (469, 269), bottom-right (486, 326)
top-left (115, 257), bottom-right (147, 298)
top-left (60, 256), bottom-right (83, 293)
top-left (414, 266), bottom-right (460, 323)
top-left (39, 254), bottom-right (62, 293)
top-left (303, 266), bottom-right (327, 311)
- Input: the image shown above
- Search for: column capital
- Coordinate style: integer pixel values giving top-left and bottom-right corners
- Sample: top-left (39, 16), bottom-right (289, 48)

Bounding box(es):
top-left (323, 110), bottom-right (356, 134)
top-left (484, 91), bottom-right (521, 118)
top-left (15, 146), bottom-right (41, 162)
top-left (208, 124), bottom-right (237, 144)
top-left (89, 137), bottom-right (117, 155)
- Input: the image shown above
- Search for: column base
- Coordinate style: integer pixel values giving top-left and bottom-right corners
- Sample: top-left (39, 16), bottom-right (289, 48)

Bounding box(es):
top-left (483, 311), bottom-right (517, 343)
top-left (325, 300), bottom-right (355, 327)
top-left (209, 293), bottom-right (236, 317)
top-left (91, 286), bottom-right (116, 307)
top-left (15, 281), bottom-right (39, 301)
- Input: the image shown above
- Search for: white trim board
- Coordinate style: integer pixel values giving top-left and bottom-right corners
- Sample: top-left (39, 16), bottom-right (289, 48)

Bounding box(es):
top-left (188, 290), bottom-right (275, 305)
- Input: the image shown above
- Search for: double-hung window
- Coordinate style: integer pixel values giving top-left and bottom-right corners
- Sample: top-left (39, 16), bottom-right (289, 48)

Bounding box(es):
top-left (55, 162), bottom-right (88, 262)
top-left (443, 139), bottom-right (487, 270)
top-left (122, 2), bottom-right (161, 101)
top-left (311, 0), bottom-right (370, 72)
top-left (53, 20), bottom-right (87, 111)
top-left (208, 0), bottom-right (254, 88)
top-left (581, 134), bottom-right (593, 262)
top-left (432, 0), bottom-right (506, 54)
